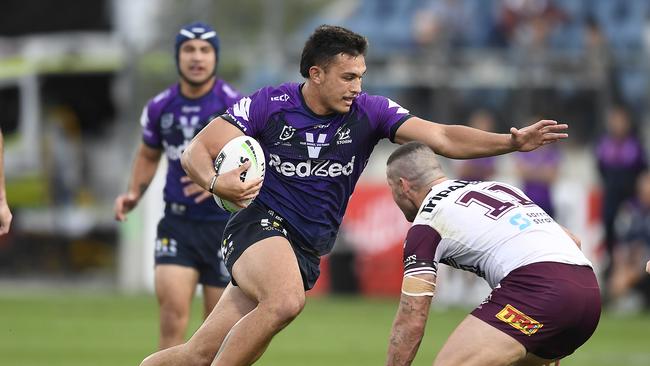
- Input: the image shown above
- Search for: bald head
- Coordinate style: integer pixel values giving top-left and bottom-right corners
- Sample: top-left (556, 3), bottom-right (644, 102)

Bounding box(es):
top-left (387, 142), bottom-right (446, 191)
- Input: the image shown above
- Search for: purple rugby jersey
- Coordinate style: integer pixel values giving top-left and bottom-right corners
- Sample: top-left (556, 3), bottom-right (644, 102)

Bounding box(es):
top-left (141, 79), bottom-right (241, 220)
top-left (222, 82), bottom-right (412, 255)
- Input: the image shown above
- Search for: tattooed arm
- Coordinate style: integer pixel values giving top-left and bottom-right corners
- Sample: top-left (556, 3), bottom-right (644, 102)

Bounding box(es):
top-left (114, 143), bottom-right (162, 221)
top-left (386, 273), bottom-right (436, 366)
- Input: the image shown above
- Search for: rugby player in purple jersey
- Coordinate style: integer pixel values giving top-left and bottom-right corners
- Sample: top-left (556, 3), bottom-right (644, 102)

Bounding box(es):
top-left (385, 142), bottom-right (598, 366)
top-left (113, 22), bottom-right (241, 350)
top-left (141, 25), bottom-right (568, 366)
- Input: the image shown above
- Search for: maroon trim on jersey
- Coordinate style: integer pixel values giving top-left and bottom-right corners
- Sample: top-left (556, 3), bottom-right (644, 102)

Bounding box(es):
top-left (403, 224), bottom-right (440, 273)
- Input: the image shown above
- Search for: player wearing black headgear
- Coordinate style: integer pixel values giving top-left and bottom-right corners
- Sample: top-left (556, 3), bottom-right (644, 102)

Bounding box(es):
top-left (174, 21), bottom-right (220, 85)
top-left (114, 21), bottom-right (240, 350)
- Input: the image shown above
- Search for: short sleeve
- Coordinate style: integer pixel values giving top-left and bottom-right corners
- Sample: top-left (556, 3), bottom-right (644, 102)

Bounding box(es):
top-left (403, 224), bottom-right (441, 277)
top-left (222, 87), bottom-right (271, 138)
top-left (363, 95), bottom-right (413, 142)
top-left (140, 104), bottom-right (162, 148)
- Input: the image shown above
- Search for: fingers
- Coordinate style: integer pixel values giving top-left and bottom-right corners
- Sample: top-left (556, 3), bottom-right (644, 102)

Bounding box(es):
top-left (194, 190), bottom-right (213, 204)
top-left (0, 220), bottom-right (10, 235)
top-left (541, 124), bottom-right (568, 133)
top-left (183, 182), bottom-right (205, 197)
top-left (180, 176), bottom-right (194, 183)
top-left (114, 194), bottom-right (137, 221)
top-left (542, 133), bottom-right (569, 142)
top-left (536, 119), bottom-right (558, 127)
top-left (237, 160), bottom-right (252, 173)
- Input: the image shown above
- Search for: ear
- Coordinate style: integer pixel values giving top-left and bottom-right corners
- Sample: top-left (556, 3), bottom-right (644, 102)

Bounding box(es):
top-left (309, 66), bottom-right (323, 84)
top-left (399, 177), bottom-right (411, 194)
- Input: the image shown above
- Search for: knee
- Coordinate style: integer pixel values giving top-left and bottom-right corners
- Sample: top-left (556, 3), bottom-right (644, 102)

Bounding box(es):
top-left (159, 301), bottom-right (190, 323)
top-left (262, 293), bottom-right (305, 326)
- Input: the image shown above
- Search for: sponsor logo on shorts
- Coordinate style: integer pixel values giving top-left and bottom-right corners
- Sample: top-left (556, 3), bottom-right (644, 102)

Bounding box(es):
top-left (496, 304), bottom-right (543, 336)
top-left (260, 218), bottom-right (288, 236)
top-left (155, 237), bottom-right (178, 257)
top-left (222, 234), bottom-right (234, 264)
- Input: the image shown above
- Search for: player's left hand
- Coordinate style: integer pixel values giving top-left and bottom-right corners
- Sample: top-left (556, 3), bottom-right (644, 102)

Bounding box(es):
top-left (181, 176), bottom-right (213, 203)
top-left (646, 260), bottom-right (650, 274)
top-left (510, 120), bottom-right (568, 152)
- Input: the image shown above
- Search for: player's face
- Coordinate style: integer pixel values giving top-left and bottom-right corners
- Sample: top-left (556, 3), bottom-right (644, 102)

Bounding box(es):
top-left (318, 53), bottom-right (366, 114)
top-left (388, 177), bottom-right (418, 222)
top-left (178, 39), bottom-right (216, 86)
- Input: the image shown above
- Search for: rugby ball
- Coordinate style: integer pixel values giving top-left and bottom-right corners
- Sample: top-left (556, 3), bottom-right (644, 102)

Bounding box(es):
top-left (213, 136), bottom-right (265, 212)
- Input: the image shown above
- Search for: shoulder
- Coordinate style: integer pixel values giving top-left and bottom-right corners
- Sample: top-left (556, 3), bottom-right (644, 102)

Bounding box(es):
top-left (144, 84), bottom-right (178, 120)
top-left (354, 93), bottom-right (407, 112)
top-left (265, 82), bottom-right (301, 105)
top-left (213, 79), bottom-right (242, 101)
top-left (242, 82), bottom-right (301, 112)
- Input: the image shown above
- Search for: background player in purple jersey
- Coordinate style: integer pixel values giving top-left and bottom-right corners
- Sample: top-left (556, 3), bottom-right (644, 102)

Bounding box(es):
top-left (141, 25), bottom-right (568, 366)
top-left (384, 142), bottom-right (598, 366)
top-left (113, 22), bottom-right (241, 350)
top-left (0, 130), bottom-right (12, 235)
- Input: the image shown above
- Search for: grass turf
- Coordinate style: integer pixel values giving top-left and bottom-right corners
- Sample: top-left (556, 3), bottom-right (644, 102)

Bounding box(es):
top-left (0, 293), bottom-right (648, 365)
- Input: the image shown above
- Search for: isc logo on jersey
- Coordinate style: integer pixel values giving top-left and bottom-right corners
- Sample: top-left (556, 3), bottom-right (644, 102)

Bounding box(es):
top-left (269, 154), bottom-right (355, 178)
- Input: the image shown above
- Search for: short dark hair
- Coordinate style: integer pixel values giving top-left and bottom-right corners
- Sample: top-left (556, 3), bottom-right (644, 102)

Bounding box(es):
top-left (300, 25), bottom-right (368, 78)
top-left (387, 141), bottom-right (430, 166)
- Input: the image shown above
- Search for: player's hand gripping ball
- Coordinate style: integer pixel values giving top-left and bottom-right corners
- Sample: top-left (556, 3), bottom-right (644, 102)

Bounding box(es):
top-left (213, 136), bottom-right (265, 212)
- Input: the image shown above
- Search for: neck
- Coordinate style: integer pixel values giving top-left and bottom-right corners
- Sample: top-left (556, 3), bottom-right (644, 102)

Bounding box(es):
top-left (301, 80), bottom-right (331, 116)
top-left (180, 77), bottom-right (216, 99)
top-left (410, 176), bottom-right (448, 208)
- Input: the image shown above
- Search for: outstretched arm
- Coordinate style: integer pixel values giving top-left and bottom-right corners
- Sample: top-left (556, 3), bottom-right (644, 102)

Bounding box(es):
top-left (395, 117), bottom-right (568, 159)
top-left (386, 273), bottom-right (436, 366)
top-left (114, 143), bottom-right (162, 221)
top-left (0, 130), bottom-right (12, 235)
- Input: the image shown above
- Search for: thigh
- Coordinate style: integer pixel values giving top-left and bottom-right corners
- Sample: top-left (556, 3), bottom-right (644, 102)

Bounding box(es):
top-left (222, 201), bottom-right (318, 291)
top-left (155, 264), bottom-right (199, 308)
top-left (472, 262), bottom-right (601, 360)
top-left (202, 285), bottom-right (226, 318)
top-left (232, 236), bottom-right (305, 302)
top-left (434, 314), bottom-right (526, 366)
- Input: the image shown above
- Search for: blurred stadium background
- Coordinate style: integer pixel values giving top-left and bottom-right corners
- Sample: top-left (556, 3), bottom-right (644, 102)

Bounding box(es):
top-left (1, 0), bottom-right (650, 365)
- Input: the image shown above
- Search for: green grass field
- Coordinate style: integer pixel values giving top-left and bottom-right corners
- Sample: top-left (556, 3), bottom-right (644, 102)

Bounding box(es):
top-left (1, 292), bottom-right (648, 365)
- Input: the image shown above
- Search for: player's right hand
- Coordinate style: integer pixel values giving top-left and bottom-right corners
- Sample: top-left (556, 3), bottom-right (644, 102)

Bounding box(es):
top-left (0, 201), bottom-right (12, 235)
top-left (646, 260), bottom-right (650, 275)
top-left (114, 193), bottom-right (139, 222)
top-left (213, 160), bottom-right (263, 207)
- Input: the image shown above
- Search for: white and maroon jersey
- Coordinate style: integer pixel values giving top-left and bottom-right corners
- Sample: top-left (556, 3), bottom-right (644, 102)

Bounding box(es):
top-left (403, 180), bottom-right (592, 288)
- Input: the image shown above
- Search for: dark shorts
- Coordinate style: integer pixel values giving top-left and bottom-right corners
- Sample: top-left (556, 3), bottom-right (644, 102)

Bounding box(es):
top-left (472, 262), bottom-right (601, 360)
top-left (221, 200), bottom-right (320, 290)
top-left (155, 214), bottom-right (231, 287)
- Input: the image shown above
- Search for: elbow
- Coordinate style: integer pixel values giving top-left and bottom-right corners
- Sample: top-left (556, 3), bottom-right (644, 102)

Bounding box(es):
top-left (180, 146), bottom-right (192, 175)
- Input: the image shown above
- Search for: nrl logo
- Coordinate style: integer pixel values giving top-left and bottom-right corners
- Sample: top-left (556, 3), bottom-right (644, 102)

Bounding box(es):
top-left (161, 113), bottom-right (174, 130)
top-left (279, 125), bottom-right (296, 141)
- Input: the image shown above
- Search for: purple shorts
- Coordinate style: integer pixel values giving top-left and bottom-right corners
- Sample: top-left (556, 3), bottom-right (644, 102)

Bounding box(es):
top-left (471, 262), bottom-right (601, 360)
